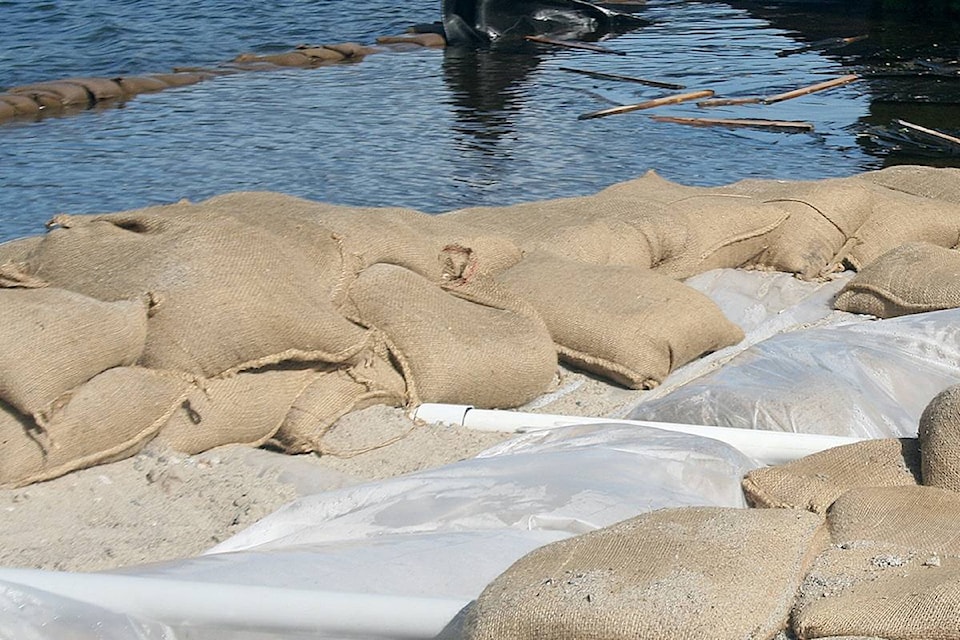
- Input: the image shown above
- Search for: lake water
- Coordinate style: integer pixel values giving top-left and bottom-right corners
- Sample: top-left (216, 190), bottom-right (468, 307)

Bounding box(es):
top-left (1, 0), bottom-right (958, 242)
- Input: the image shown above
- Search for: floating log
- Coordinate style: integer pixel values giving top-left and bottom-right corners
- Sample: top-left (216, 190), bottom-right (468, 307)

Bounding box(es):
top-left (895, 119), bottom-right (960, 152)
top-left (578, 89), bottom-right (714, 120)
top-left (557, 66), bottom-right (685, 90)
top-left (525, 35), bottom-right (627, 55)
top-left (650, 115), bottom-right (815, 132)
top-left (697, 96), bottom-right (763, 107)
top-left (760, 74), bottom-right (859, 105)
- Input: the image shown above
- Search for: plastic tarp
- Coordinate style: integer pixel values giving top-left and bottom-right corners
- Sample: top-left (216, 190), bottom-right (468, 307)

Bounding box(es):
top-left (0, 424), bottom-right (755, 639)
top-left (629, 269), bottom-right (960, 438)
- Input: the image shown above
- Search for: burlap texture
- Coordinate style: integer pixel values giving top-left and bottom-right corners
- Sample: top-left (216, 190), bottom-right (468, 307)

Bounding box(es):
top-left (828, 486), bottom-right (960, 554)
top-left (834, 243), bottom-right (960, 318)
top-left (273, 354), bottom-right (408, 454)
top-left (729, 179), bottom-right (873, 279)
top-left (346, 263), bottom-right (556, 408)
top-left (114, 75), bottom-right (171, 95)
top-left (0, 367), bottom-right (188, 487)
top-left (464, 507), bottom-right (827, 640)
top-left (498, 252), bottom-right (744, 389)
top-left (0, 93), bottom-right (43, 116)
top-left (0, 235), bottom-right (41, 264)
top-left (742, 439), bottom-right (921, 514)
top-left (442, 185), bottom-right (787, 278)
top-left (9, 81), bottom-right (91, 106)
top-left (918, 384), bottom-right (960, 491)
top-left (841, 184), bottom-right (960, 271)
top-left (794, 544), bottom-right (960, 640)
top-left (155, 368), bottom-right (318, 455)
top-left (27, 208), bottom-right (371, 376)
top-left (861, 165), bottom-right (960, 205)
top-left (0, 288), bottom-right (148, 417)
top-left (62, 77), bottom-right (124, 101)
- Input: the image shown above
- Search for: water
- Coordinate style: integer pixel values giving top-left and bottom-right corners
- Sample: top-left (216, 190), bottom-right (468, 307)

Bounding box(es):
top-left (0, 0), bottom-right (957, 242)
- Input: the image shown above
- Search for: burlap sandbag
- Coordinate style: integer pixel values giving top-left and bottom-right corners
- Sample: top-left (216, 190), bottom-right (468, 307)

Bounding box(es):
top-left (0, 367), bottom-right (188, 487)
top-left (346, 263), bottom-right (556, 408)
top-left (202, 191), bottom-right (485, 284)
top-left (273, 353), bottom-right (408, 454)
top-left (0, 288), bottom-right (148, 417)
top-left (841, 184), bottom-right (960, 271)
top-left (0, 235), bottom-right (41, 264)
top-left (444, 186), bottom-right (786, 278)
top-left (0, 93), bottom-right (43, 116)
top-left (464, 507), bottom-right (827, 640)
top-left (834, 243), bottom-right (960, 318)
top-left (828, 486), bottom-right (960, 554)
top-left (742, 439), bottom-right (920, 514)
top-left (27, 208), bottom-right (371, 376)
top-left (727, 179), bottom-right (874, 279)
top-left (114, 75), bottom-right (171, 95)
top-left (155, 367), bottom-right (318, 455)
top-left (918, 384), bottom-right (960, 491)
top-left (9, 81), bottom-right (91, 106)
top-left (861, 164), bottom-right (960, 205)
top-left (62, 77), bottom-right (124, 101)
top-left (497, 252), bottom-right (743, 389)
top-left (794, 543), bottom-right (960, 640)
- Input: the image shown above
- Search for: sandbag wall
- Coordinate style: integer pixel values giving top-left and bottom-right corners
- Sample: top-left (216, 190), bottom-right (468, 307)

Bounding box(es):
top-left (2, 165), bottom-right (960, 487)
top-left (0, 34), bottom-right (445, 126)
top-left (463, 385), bottom-right (960, 640)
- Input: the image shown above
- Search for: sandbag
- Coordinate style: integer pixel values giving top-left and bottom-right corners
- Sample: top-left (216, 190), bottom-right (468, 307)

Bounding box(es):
top-left (295, 47), bottom-right (347, 62)
top-left (346, 263), bottom-right (556, 408)
top-left (273, 354), bottom-right (408, 454)
top-left (0, 94), bottom-right (41, 116)
top-left (464, 506), bottom-right (827, 640)
top-left (9, 81), bottom-right (91, 106)
top-left (835, 243), bottom-right (960, 318)
top-left (918, 384), bottom-right (960, 491)
top-left (0, 235), bottom-right (41, 264)
top-left (861, 164), bottom-right (960, 205)
top-left (794, 542), bottom-right (960, 639)
top-left (0, 288), bottom-right (148, 417)
top-left (376, 33), bottom-right (447, 47)
top-left (114, 75), bottom-right (171, 95)
top-left (735, 179), bottom-right (873, 279)
top-left (498, 252), bottom-right (743, 389)
top-left (323, 42), bottom-right (378, 58)
top-left (741, 439), bottom-right (920, 514)
top-left (27, 208), bottom-right (371, 377)
top-left (62, 77), bottom-right (124, 101)
top-left (147, 72), bottom-right (209, 88)
top-left (842, 185), bottom-right (960, 270)
top-left (155, 367), bottom-right (318, 455)
top-left (0, 367), bottom-right (188, 487)
top-left (828, 486), bottom-right (960, 554)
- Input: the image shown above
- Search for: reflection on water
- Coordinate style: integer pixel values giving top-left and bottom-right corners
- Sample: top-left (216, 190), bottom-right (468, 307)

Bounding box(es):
top-left (442, 43), bottom-right (543, 150)
top-left (0, 1), bottom-right (958, 243)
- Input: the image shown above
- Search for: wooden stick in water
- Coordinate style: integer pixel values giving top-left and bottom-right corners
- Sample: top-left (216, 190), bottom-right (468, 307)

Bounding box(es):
top-left (697, 96), bottom-right (763, 107)
top-left (650, 115), bottom-right (814, 132)
top-left (558, 66), bottom-right (686, 90)
top-left (525, 35), bottom-right (627, 55)
top-left (895, 119), bottom-right (960, 150)
top-left (760, 74), bottom-right (859, 104)
top-left (579, 89), bottom-right (715, 120)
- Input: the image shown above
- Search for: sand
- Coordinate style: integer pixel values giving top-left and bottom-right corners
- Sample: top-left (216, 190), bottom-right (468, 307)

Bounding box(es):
top-left (0, 367), bottom-right (645, 573)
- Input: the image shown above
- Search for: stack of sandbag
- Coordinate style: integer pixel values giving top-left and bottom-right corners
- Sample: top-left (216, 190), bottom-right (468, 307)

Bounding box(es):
top-left (462, 384), bottom-right (960, 640)
top-left (4, 165), bottom-right (960, 487)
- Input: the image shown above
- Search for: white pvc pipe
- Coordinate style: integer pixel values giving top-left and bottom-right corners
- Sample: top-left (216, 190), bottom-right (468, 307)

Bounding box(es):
top-left (0, 567), bottom-right (468, 639)
top-left (413, 403), bottom-right (863, 465)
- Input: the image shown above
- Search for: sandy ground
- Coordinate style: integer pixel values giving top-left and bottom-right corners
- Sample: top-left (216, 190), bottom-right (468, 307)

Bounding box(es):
top-left (0, 367), bottom-right (644, 572)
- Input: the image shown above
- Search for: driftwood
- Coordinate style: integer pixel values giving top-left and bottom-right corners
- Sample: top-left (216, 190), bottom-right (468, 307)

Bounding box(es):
top-left (558, 66), bottom-right (685, 90)
top-left (524, 35), bottom-right (626, 55)
top-left (696, 96), bottom-right (762, 107)
top-left (761, 74), bottom-right (859, 105)
top-left (650, 115), bottom-right (814, 132)
top-left (578, 90), bottom-right (714, 120)
top-left (895, 119), bottom-right (960, 152)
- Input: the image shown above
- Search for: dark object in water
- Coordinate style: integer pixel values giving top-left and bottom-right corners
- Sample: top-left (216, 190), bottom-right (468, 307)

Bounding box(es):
top-left (442, 0), bottom-right (649, 46)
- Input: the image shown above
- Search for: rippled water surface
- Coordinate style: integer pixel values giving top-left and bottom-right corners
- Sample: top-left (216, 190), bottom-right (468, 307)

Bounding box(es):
top-left (1, 0), bottom-right (957, 241)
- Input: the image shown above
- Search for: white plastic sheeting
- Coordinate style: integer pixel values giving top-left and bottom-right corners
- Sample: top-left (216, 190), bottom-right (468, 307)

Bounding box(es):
top-left (628, 270), bottom-right (960, 438)
top-left (0, 424), bottom-right (757, 639)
